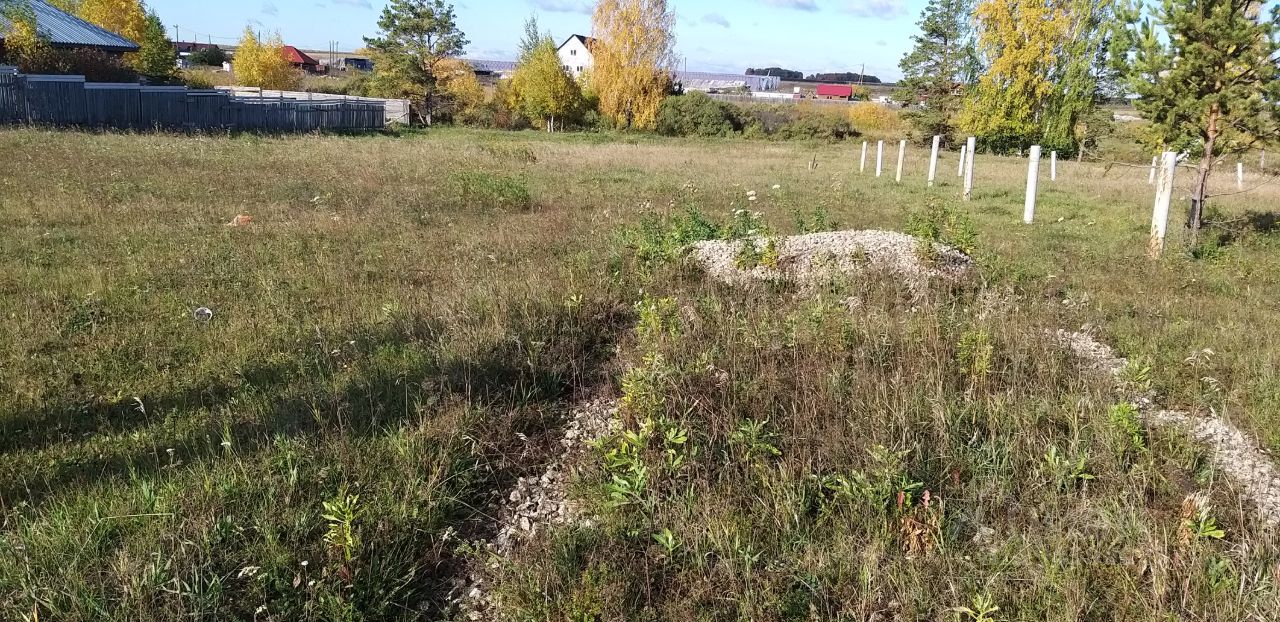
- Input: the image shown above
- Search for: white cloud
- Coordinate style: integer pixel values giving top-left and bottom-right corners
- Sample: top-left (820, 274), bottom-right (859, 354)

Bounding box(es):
top-left (530, 0), bottom-right (593, 14)
top-left (762, 0), bottom-right (820, 11)
top-left (701, 13), bottom-right (731, 28)
top-left (841, 0), bottom-right (908, 19)
top-left (262, 1), bottom-right (279, 17)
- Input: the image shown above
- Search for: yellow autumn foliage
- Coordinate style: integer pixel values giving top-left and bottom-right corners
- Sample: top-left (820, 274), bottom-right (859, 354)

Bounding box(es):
top-left (847, 103), bottom-right (905, 135)
top-left (233, 28), bottom-right (300, 91)
top-left (590, 0), bottom-right (675, 130)
top-left (435, 57), bottom-right (484, 120)
top-left (77, 0), bottom-right (148, 46)
top-left (959, 0), bottom-right (1073, 139)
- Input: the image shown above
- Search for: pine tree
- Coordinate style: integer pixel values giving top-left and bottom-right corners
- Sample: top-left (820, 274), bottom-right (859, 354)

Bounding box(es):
top-left (896, 0), bottom-right (979, 144)
top-left (510, 37), bottom-right (583, 131)
top-left (1114, 0), bottom-right (1280, 239)
top-left (134, 10), bottom-right (174, 79)
top-left (517, 14), bottom-right (542, 63)
top-left (363, 0), bottom-right (468, 125)
top-left (590, 0), bottom-right (675, 130)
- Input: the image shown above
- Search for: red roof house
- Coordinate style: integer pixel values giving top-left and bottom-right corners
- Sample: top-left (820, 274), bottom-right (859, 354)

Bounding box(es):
top-left (815, 84), bottom-right (853, 100)
top-left (282, 46), bottom-right (320, 72)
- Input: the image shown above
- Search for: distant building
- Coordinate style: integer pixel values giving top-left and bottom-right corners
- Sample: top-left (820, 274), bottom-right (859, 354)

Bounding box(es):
top-left (465, 58), bottom-right (517, 79)
top-left (282, 46), bottom-right (320, 72)
top-left (557, 34), bottom-right (595, 78)
top-left (334, 56), bottom-right (373, 72)
top-left (815, 84), bottom-right (853, 100)
top-left (0, 0), bottom-right (139, 55)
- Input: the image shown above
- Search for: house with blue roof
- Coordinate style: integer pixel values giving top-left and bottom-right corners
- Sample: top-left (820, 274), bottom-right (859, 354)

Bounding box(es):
top-left (0, 0), bottom-right (140, 56)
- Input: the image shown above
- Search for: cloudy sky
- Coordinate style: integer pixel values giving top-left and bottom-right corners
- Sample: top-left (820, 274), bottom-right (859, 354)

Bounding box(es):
top-left (147, 0), bottom-right (923, 81)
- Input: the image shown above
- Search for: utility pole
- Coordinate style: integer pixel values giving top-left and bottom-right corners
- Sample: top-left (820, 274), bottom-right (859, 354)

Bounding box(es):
top-left (174, 25), bottom-right (179, 42)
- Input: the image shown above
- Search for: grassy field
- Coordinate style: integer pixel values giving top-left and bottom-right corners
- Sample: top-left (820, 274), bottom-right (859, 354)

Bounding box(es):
top-left (1, 127), bottom-right (1279, 620)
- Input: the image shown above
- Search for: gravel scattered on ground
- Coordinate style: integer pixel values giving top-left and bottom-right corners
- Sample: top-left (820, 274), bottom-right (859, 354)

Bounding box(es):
top-left (448, 398), bottom-right (621, 619)
top-left (1052, 328), bottom-right (1280, 527)
top-left (1145, 410), bottom-right (1280, 526)
top-left (689, 230), bottom-right (973, 292)
top-left (1050, 329), bottom-right (1129, 376)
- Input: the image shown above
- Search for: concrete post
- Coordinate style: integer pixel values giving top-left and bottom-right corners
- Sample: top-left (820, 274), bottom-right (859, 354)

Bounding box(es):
top-left (958, 145), bottom-right (966, 177)
top-left (1237, 162), bottom-right (1244, 190)
top-left (928, 135), bottom-right (940, 187)
top-left (1024, 145), bottom-right (1041, 224)
top-left (875, 140), bottom-right (884, 178)
top-left (1050, 150), bottom-right (1057, 181)
top-left (1148, 155), bottom-right (1157, 185)
top-left (963, 136), bottom-right (976, 201)
top-left (860, 141), bottom-right (867, 174)
top-left (895, 140), bottom-right (906, 183)
top-left (1149, 151), bottom-right (1177, 259)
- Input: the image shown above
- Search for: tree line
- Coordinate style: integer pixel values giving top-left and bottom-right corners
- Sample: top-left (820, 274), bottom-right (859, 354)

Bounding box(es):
top-left (1, 0), bottom-right (176, 81)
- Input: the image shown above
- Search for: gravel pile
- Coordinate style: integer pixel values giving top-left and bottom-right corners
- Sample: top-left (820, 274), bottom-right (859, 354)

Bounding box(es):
top-left (1145, 410), bottom-right (1280, 526)
top-left (1053, 328), bottom-right (1280, 527)
top-left (689, 230), bottom-right (973, 291)
top-left (449, 398), bottom-right (620, 620)
top-left (1050, 329), bottom-right (1128, 376)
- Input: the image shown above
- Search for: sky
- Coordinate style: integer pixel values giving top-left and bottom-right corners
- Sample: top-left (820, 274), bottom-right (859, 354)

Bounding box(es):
top-left (145, 0), bottom-right (926, 81)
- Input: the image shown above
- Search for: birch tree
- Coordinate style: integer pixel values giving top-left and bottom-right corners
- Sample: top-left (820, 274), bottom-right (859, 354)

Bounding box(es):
top-left (590, 0), bottom-right (675, 130)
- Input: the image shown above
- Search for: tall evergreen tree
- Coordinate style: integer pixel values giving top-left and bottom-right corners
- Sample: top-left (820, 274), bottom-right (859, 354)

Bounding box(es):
top-left (1113, 0), bottom-right (1280, 239)
top-left (896, 0), bottom-right (979, 144)
top-left (364, 0), bottom-right (468, 125)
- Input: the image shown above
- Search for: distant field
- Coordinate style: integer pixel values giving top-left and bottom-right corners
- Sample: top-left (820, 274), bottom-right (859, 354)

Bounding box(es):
top-left (2, 127), bottom-right (1278, 620)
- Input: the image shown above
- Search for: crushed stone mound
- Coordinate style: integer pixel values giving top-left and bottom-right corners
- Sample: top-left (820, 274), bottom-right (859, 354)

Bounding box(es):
top-left (1051, 328), bottom-right (1280, 528)
top-left (448, 398), bottom-right (620, 620)
top-left (689, 230), bottom-right (973, 290)
top-left (1146, 410), bottom-right (1280, 527)
top-left (1051, 329), bottom-right (1129, 376)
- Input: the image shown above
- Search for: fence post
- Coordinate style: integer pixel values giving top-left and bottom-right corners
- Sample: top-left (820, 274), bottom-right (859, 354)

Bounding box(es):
top-left (1050, 150), bottom-right (1057, 181)
top-left (876, 140), bottom-right (884, 178)
top-left (957, 144), bottom-right (966, 178)
top-left (1024, 145), bottom-right (1041, 224)
top-left (1149, 151), bottom-right (1177, 259)
top-left (928, 135), bottom-right (940, 187)
top-left (963, 136), bottom-right (976, 201)
top-left (860, 141), bottom-right (867, 174)
top-left (1148, 155), bottom-right (1157, 185)
top-left (1237, 162), bottom-right (1244, 190)
top-left (895, 140), bottom-right (906, 183)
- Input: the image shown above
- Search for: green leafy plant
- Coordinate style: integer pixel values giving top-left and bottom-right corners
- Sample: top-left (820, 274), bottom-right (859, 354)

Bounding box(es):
top-left (729, 418), bottom-right (782, 462)
top-left (952, 593), bottom-right (1000, 622)
top-left (651, 528), bottom-right (679, 558)
top-left (1185, 504), bottom-right (1226, 541)
top-left (322, 491), bottom-right (362, 562)
top-left (956, 328), bottom-right (994, 385)
top-left (905, 197), bottom-right (978, 255)
top-left (1044, 446), bottom-right (1095, 492)
top-left (1109, 402), bottom-right (1147, 454)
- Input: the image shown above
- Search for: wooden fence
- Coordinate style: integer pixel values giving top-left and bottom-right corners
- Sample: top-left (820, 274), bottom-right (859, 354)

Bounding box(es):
top-left (218, 87), bottom-right (411, 126)
top-left (0, 68), bottom-right (386, 132)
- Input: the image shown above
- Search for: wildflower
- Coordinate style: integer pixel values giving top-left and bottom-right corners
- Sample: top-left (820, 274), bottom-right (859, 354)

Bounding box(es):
top-left (300, 560), bottom-right (309, 567)
top-left (221, 440), bottom-right (232, 448)
top-left (771, 184), bottom-right (781, 190)
top-left (746, 190), bottom-right (757, 197)
top-left (748, 195), bottom-right (758, 202)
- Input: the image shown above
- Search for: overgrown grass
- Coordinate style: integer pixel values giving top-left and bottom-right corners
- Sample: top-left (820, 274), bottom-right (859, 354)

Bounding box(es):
top-left (1, 127), bottom-right (1278, 620)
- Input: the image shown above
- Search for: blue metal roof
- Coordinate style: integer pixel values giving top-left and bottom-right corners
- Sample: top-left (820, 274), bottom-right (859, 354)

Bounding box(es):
top-left (0, 0), bottom-right (140, 52)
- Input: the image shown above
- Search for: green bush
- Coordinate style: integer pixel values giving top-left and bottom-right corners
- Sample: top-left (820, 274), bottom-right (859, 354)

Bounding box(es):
top-left (448, 171), bottom-right (534, 212)
top-left (187, 47), bottom-right (228, 67)
top-left (655, 92), bottom-right (742, 138)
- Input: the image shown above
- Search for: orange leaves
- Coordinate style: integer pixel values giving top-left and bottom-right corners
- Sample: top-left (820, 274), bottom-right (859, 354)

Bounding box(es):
top-left (590, 0), bottom-right (675, 130)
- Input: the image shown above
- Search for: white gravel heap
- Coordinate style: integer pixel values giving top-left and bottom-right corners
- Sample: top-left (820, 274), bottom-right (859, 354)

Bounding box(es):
top-left (1053, 328), bottom-right (1280, 527)
top-left (1051, 329), bottom-right (1129, 376)
top-left (449, 398), bottom-right (621, 620)
top-left (689, 230), bottom-right (973, 290)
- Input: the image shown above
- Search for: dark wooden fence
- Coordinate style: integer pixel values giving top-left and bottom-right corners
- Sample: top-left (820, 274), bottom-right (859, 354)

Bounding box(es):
top-left (0, 68), bottom-right (385, 132)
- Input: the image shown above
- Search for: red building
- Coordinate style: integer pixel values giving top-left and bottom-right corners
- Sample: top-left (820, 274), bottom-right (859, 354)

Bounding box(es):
top-left (814, 84), bottom-right (853, 100)
top-left (282, 46), bottom-right (321, 73)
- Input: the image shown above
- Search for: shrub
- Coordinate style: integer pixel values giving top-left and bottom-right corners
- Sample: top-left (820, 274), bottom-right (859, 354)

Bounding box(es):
top-left (188, 46), bottom-right (228, 67)
top-left (847, 103), bottom-right (905, 136)
top-left (904, 197), bottom-right (977, 255)
top-left (181, 72), bottom-right (215, 90)
top-left (655, 92), bottom-right (742, 138)
top-left (447, 171), bottom-right (533, 212)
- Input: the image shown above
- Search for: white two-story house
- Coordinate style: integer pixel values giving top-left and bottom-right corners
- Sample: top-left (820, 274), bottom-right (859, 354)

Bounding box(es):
top-left (557, 34), bottom-right (596, 78)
